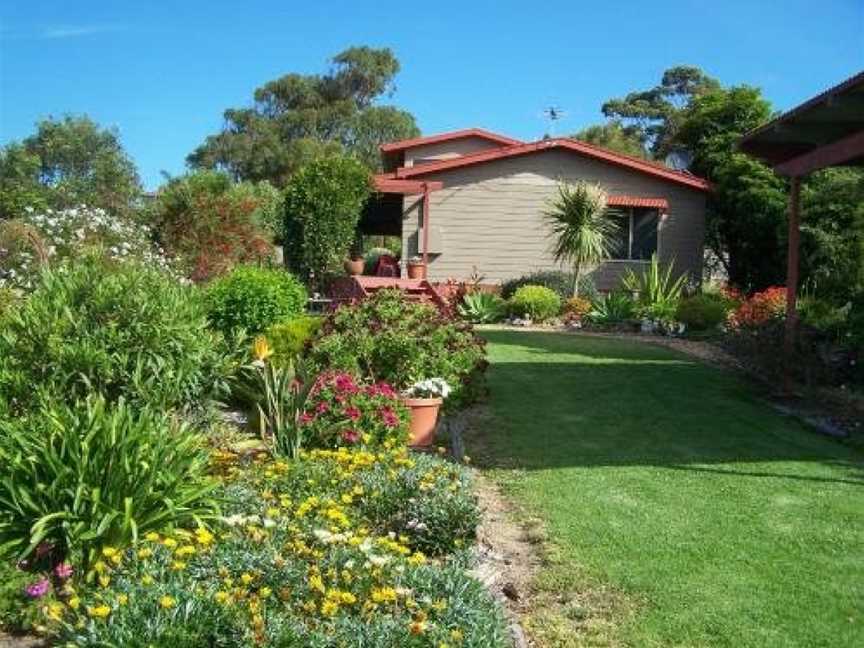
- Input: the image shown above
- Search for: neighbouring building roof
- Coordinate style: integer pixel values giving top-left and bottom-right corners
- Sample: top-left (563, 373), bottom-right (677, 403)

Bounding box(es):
top-left (388, 135), bottom-right (710, 191)
top-left (379, 128), bottom-right (522, 152)
top-left (740, 69), bottom-right (864, 176)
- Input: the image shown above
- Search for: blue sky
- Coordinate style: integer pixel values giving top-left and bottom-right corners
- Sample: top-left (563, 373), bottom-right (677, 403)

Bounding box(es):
top-left (1, 1), bottom-right (862, 189)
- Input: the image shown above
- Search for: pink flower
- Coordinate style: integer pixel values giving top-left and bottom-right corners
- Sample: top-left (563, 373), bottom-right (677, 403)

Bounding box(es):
top-left (377, 383), bottom-right (397, 399)
top-left (344, 406), bottom-right (361, 421)
top-left (379, 406), bottom-right (400, 429)
top-left (334, 374), bottom-right (358, 394)
top-left (25, 578), bottom-right (50, 599)
top-left (299, 412), bottom-right (314, 425)
top-left (54, 562), bottom-right (74, 580)
top-left (341, 429), bottom-right (360, 444)
top-left (316, 401), bottom-right (329, 414)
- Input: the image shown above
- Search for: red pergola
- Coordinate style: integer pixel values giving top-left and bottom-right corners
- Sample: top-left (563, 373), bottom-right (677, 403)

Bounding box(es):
top-left (740, 70), bottom-right (864, 391)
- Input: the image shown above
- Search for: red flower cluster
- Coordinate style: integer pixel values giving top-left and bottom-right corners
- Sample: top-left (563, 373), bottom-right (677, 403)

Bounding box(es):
top-left (301, 372), bottom-right (409, 449)
top-left (729, 286), bottom-right (787, 328)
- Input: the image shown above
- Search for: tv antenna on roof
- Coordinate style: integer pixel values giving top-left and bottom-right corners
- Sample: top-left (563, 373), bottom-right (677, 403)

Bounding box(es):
top-left (541, 105), bottom-right (567, 138)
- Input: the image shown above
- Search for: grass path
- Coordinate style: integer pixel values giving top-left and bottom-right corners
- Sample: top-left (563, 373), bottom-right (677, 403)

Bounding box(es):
top-left (476, 330), bottom-right (863, 648)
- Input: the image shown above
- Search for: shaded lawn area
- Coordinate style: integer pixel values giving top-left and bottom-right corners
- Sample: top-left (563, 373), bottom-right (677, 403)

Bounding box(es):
top-left (477, 330), bottom-right (863, 648)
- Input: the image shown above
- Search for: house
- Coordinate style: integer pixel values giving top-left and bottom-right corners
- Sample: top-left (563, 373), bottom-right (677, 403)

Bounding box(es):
top-left (363, 128), bottom-right (710, 291)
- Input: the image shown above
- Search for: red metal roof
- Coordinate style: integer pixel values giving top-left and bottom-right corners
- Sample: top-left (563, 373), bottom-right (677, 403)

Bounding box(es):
top-left (394, 137), bottom-right (710, 191)
top-left (380, 128), bottom-right (522, 152)
top-left (607, 196), bottom-right (669, 209)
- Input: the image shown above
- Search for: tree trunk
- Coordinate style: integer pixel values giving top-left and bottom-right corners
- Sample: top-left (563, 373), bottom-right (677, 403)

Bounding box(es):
top-left (572, 264), bottom-right (581, 298)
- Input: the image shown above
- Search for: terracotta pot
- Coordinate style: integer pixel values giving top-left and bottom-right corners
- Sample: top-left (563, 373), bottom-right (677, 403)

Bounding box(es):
top-left (344, 257), bottom-right (364, 275)
top-left (403, 396), bottom-right (443, 447)
top-left (406, 262), bottom-right (427, 279)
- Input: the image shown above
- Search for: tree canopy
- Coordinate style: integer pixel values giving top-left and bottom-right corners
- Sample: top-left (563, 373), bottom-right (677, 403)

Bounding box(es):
top-left (572, 121), bottom-right (647, 158)
top-left (602, 65), bottom-right (720, 158)
top-left (0, 115), bottom-right (142, 219)
top-left (187, 47), bottom-right (419, 185)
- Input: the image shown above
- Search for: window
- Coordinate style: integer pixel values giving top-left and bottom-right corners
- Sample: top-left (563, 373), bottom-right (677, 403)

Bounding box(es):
top-left (609, 208), bottom-right (659, 260)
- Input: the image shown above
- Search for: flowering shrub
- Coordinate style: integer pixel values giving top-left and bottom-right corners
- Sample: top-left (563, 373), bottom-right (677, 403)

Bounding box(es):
top-left (301, 372), bottom-right (410, 448)
top-left (5, 448), bottom-right (504, 647)
top-left (0, 205), bottom-right (175, 290)
top-left (729, 286), bottom-right (787, 328)
top-left (308, 290), bottom-right (487, 410)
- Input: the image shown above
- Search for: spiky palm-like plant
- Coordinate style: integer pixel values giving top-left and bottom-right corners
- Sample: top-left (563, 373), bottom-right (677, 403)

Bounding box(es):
top-left (543, 181), bottom-right (620, 296)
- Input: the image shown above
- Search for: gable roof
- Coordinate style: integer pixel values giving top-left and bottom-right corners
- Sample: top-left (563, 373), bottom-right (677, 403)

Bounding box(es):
top-left (393, 136), bottom-right (710, 191)
top-left (380, 128), bottom-right (522, 152)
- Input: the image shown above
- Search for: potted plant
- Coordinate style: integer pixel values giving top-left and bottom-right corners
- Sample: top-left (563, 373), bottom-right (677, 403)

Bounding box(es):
top-left (406, 255), bottom-right (426, 279)
top-left (343, 234), bottom-right (365, 276)
top-left (402, 378), bottom-right (450, 447)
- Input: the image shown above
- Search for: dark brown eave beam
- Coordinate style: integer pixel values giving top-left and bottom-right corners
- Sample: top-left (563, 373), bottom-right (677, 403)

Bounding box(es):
top-left (774, 129), bottom-right (864, 176)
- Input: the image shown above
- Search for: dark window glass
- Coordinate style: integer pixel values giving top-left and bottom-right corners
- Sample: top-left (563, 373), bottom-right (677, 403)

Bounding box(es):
top-left (608, 212), bottom-right (630, 260)
top-left (631, 209), bottom-right (658, 260)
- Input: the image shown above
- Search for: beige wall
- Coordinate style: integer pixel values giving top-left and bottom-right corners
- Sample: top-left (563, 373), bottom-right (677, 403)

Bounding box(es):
top-left (400, 149), bottom-right (707, 290)
top-left (403, 136), bottom-right (509, 168)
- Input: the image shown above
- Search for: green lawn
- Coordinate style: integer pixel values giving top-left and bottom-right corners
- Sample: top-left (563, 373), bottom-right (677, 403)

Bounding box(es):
top-left (477, 330), bottom-right (863, 648)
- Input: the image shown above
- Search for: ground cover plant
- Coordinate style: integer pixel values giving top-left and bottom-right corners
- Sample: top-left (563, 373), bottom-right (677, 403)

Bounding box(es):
top-left (308, 289), bottom-right (487, 409)
top-left (4, 448), bottom-right (505, 647)
top-left (477, 330), bottom-right (864, 647)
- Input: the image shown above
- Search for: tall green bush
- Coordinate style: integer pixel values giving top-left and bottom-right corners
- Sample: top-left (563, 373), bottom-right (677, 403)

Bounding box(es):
top-left (500, 269), bottom-right (597, 301)
top-left (205, 265), bottom-right (307, 336)
top-left (264, 315), bottom-right (323, 365)
top-left (0, 397), bottom-right (218, 566)
top-left (282, 156), bottom-right (371, 282)
top-left (307, 290), bottom-right (486, 409)
top-left (0, 255), bottom-right (230, 415)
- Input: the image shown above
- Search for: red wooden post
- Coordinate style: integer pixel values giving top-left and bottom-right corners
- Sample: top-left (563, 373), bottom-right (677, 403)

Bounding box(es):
top-left (421, 184), bottom-right (431, 267)
top-left (783, 176), bottom-right (802, 394)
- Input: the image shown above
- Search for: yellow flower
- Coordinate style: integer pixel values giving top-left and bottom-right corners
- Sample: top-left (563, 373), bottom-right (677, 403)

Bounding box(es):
top-left (214, 591), bottom-right (230, 604)
top-left (320, 600), bottom-right (339, 617)
top-left (159, 595), bottom-right (176, 609)
top-left (144, 531), bottom-right (160, 542)
top-left (116, 594), bottom-right (128, 606)
top-left (141, 575), bottom-right (154, 586)
top-left (68, 597), bottom-right (80, 610)
top-left (240, 572), bottom-right (254, 585)
top-left (252, 336), bottom-right (274, 362)
top-left (450, 628), bottom-right (464, 642)
top-left (87, 605), bottom-right (111, 619)
top-left (408, 551), bottom-right (427, 566)
top-left (370, 586), bottom-right (397, 604)
top-left (175, 545), bottom-right (196, 558)
top-left (162, 537), bottom-right (178, 549)
top-left (339, 591), bottom-right (356, 605)
top-left (45, 601), bottom-right (65, 621)
top-left (308, 574), bottom-right (325, 594)
top-left (259, 587), bottom-right (272, 599)
top-left (409, 620), bottom-right (427, 635)
top-left (101, 546), bottom-right (119, 558)
top-left (432, 598), bottom-right (448, 612)
top-left (137, 547), bottom-right (153, 560)
top-left (194, 527), bottom-right (215, 546)
top-left (171, 560), bottom-right (186, 571)
top-left (92, 560), bottom-right (108, 574)
top-left (98, 574), bottom-right (111, 588)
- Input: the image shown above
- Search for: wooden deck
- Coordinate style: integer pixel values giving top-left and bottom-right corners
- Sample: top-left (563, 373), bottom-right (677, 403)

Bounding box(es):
top-left (328, 276), bottom-right (448, 311)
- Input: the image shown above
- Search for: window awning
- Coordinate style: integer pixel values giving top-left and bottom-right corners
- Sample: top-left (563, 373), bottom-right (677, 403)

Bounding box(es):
top-left (607, 195), bottom-right (669, 210)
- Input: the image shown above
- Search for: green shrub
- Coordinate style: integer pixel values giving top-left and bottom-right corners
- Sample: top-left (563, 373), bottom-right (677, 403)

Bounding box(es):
top-left (205, 265), bottom-right (307, 336)
top-left (265, 315), bottom-right (323, 365)
top-left (457, 292), bottom-right (506, 323)
top-left (0, 397), bottom-right (218, 567)
top-left (589, 290), bottom-right (636, 324)
top-left (500, 269), bottom-right (597, 300)
top-left (283, 156), bottom-right (371, 281)
top-left (0, 286), bottom-right (20, 318)
top-left (508, 285), bottom-right (561, 322)
top-left (676, 294), bottom-right (729, 331)
top-left (0, 254), bottom-right (230, 414)
top-left (308, 290), bottom-right (487, 410)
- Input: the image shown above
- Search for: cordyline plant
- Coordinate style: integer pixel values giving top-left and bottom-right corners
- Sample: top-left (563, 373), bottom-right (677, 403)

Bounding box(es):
top-left (544, 181), bottom-right (621, 297)
top-left (622, 253), bottom-right (687, 320)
